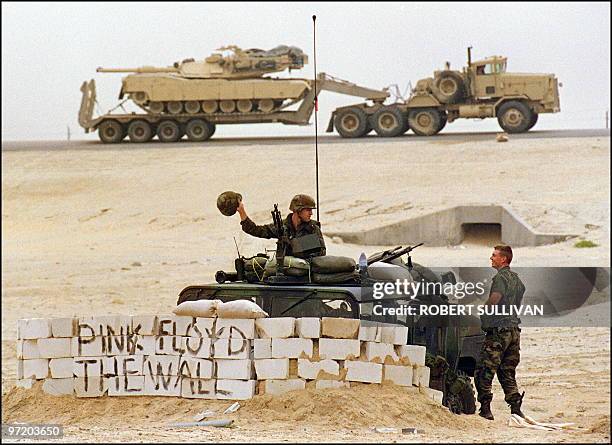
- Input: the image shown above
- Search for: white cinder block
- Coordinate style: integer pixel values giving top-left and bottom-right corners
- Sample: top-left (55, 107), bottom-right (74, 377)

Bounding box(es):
top-left (216, 319), bottom-right (255, 339)
top-left (420, 386), bottom-right (443, 404)
top-left (50, 318), bottom-right (77, 337)
top-left (383, 364), bottom-right (413, 386)
top-left (358, 325), bottom-right (380, 342)
top-left (381, 326), bottom-right (408, 345)
top-left (43, 378), bottom-right (74, 396)
top-left (297, 359), bottom-right (340, 380)
top-left (143, 373), bottom-right (182, 396)
top-left (345, 361), bottom-right (382, 383)
top-left (254, 359), bottom-right (289, 380)
top-left (133, 335), bottom-right (156, 356)
top-left (37, 338), bottom-right (72, 358)
top-left (111, 355), bottom-right (144, 376)
top-left (155, 315), bottom-right (194, 336)
top-left (213, 338), bottom-right (252, 359)
top-left (22, 358), bottom-right (49, 379)
top-left (71, 336), bottom-right (104, 357)
top-left (49, 358), bottom-right (74, 378)
top-left (16, 378), bottom-right (35, 389)
top-left (17, 360), bottom-right (24, 379)
top-left (131, 315), bottom-right (157, 336)
top-left (79, 315), bottom-right (132, 336)
top-left (108, 375), bottom-right (145, 396)
top-left (18, 318), bottom-right (51, 340)
top-left (74, 357), bottom-right (103, 377)
top-left (318, 339), bottom-right (360, 360)
top-left (216, 380), bottom-right (256, 400)
top-left (321, 318), bottom-right (360, 339)
top-left (398, 345), bottom-right (426, 366)
top-left (182, 337), bottom-right (212, 358)
top-left (255, 318), bottom-right (295, 338)
top-left (364, 342), bottom-right (399, 363)
top-left (180, 378), bottom-right (216, 399)
top-left (216, 359), bottom-right (254, 380)
top-left (74, 377), bottom-right (107, 397)
top-left (262, 379), bottom-right (305, 396)
top-left (156, 335), bottom-right (185, 355)
top-left (413, 365), bottom-right (430, 387)
top-left (271, 338), bottom-right (313, 359)
top-left (178, 357), bottom-right (214, 379)
top-left (17, 340), bottom-right (39, 359)
top-left (105, 335), bottom-right (135, 356)
top-left (194, 318), bottom-right (215, 337)
top-left (254, 339), bottom-right (272, 359)
top-left (295, 318), bottom-right (321, 338)
top-left (315, 380), bottom-right (350, 389)
top-left (143, 355), bottom-right (180, 376)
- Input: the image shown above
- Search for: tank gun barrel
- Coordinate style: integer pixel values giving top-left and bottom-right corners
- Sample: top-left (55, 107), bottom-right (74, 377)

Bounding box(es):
top-left (96, 66), bottom-right (179, 73)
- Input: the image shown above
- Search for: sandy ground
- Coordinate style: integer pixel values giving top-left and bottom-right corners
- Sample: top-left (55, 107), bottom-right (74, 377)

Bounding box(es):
top-left (1, 134), bottom-right (610, 442)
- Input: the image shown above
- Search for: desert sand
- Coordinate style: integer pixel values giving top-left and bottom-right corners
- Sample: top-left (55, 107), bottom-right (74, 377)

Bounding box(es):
top-left (1, 134), bottom-right (610, 442)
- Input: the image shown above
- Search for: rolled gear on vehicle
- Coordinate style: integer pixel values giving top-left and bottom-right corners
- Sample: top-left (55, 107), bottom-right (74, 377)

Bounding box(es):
top-left (312, 271), bottom-right (359, 284)
top-left (311, 255), bottom-right (356, 274)
top-left (264, 255), bottom-right (310, 277)
top-left (217, 191), bottom-right (243, 216)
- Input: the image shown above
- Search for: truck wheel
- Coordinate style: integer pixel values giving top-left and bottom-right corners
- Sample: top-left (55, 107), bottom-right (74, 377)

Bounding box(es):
top-left (185, 119), bottom-right (213, 142)
top-left (98, 120), bottom-right (125, 144)
top-left (209, 122), bottom-right (217, 138)
top-left (334, 107), bottom-right (369, 138)
top-left (437, 112), bottom-right (448, 133)
top-left (497, 101), bottom-right (533, 133)
top-left (127, 120), bottom-right (153, 143)
top-left (526, 112), bottom-right (539, 131)
top-left (408, 109), bottom-right (442, 136)
top-left (157, 120), bottom-right (181, 142)
top-left (371, 106), bottom-right (407, 137)
top-left (432, 71), bottom-right (465, 104)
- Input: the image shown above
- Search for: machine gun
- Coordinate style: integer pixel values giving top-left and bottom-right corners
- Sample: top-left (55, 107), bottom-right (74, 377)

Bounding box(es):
top-left (271, 204), bottom-right (291, 277)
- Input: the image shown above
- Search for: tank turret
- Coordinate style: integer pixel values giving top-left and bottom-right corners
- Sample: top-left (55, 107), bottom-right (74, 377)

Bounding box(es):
top-left (97, 45), bottom-right (308, 80)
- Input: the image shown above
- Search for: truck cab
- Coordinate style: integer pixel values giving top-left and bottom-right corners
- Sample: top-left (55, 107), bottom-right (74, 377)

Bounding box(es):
top-left (469, 56), bottom-right (508, 99)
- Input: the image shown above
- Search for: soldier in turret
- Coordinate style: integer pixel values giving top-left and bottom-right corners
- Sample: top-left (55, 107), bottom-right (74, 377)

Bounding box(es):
top-left (237, 194), bottom-right (326, 259)
top-left (475, 245), bottom-right (527, 421)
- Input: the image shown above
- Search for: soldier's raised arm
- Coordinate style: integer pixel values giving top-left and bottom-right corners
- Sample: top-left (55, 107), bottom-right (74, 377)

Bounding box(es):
top-left (238, 200), bottom-right (278, 239)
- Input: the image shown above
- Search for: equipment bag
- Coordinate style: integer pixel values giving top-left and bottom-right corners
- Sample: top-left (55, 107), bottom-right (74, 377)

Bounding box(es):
top-left (311, 255), bottom-right (356, 274)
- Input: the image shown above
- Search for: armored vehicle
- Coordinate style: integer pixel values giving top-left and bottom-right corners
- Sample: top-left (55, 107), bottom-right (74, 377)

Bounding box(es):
top-left (79, 45), bottom-right (389, 143)
top-left (329, 47), bottom-right (561, 137)
top-left (178, 242), bottom-right (483, 414)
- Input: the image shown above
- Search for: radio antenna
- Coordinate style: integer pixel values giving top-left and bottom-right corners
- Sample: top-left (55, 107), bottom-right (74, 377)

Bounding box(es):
top-left (312, 14), bottom-right (320, 222)
top-left (233, 236), bottom-right (241, 258)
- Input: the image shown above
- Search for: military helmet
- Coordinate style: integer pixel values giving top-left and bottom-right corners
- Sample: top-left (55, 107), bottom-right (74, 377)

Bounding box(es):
top-left (216, 191), bottom-right (243, 216)
top-left (289, 194), bottom-right (316, 212)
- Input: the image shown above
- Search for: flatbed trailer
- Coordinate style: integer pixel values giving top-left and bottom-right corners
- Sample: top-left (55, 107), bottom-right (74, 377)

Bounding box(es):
top-left (78, 73), bottom-right (389, 143)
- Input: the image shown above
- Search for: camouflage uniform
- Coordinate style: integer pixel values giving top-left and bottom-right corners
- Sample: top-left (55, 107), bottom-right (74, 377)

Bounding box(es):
top-left (474, 266), bottom-right (526, 405)
top-left (240, 214), bottom-right (326, 258)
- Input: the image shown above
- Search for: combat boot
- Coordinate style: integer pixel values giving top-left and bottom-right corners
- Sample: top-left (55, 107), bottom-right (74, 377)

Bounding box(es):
top-left (478, 400), bottom-right (494, 421)
top-left (509, 391), bottom-right (525, 418)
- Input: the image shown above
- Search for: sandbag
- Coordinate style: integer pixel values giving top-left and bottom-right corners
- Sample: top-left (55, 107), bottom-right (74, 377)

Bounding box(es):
top-left (311, 255), bottom-right (356, 274)
top-left (264, 255), bottom-right (310, 277)
top-left (312, 271), bottom-right (359, 284)
top-left (216, 300), bottom-right (268, 319)
top-left (173, 299), bottom-right (221, 317)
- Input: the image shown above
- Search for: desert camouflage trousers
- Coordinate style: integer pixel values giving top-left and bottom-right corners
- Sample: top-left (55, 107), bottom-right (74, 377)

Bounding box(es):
top-left (474, 327), bottom-right (522, 404)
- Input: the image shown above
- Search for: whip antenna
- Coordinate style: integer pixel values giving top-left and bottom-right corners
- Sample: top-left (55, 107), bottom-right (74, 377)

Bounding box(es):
top-left (312, 14), bottom-right (320, 222)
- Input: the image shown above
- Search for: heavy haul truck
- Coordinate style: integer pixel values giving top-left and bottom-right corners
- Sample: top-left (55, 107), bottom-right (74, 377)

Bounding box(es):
top-left (329, 47), bottom-right (561, 138)
top-left (78, 46), bottom-right (560, 142)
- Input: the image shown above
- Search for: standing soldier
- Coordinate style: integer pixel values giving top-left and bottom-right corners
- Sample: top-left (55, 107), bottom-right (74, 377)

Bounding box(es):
top-left (475, 244), bottom-right (526, 420)
top-left (233, 193), bottom-right (326, 259)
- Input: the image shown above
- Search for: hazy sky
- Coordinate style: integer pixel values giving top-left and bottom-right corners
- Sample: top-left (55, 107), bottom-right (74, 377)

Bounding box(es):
top-left (2, 1), bottom-right (610, 141)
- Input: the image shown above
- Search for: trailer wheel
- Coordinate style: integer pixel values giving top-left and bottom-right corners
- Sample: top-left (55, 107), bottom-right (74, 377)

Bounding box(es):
top-left (98, 119), bottom-right (125, 144)
top-left (437, 112), bottom-right (448, 133)
top-left (209, 122), bottom-right (217, 138)
top-left (185, 119), bottom-right (214, 142)
top-left (334, 107), bottom-right (369, 138)
top-left (408, 109), bottom-right (442, 136)
top-left (432, 71), bottom-right (466, 104)
top-left (127, 120), bottom-right (153, 143)
top-left (497, 101), bottom-right (533, 133)
top-left (526, 112), bottom-right (539, 131)
top-left (157, 120), bottom-right (182, 142)
top-left (371, 106), bottom-right (407, 137)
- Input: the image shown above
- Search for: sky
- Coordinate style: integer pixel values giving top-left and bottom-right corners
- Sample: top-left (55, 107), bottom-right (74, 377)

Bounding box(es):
top-left (2, 1), bottom-right (610, 141)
